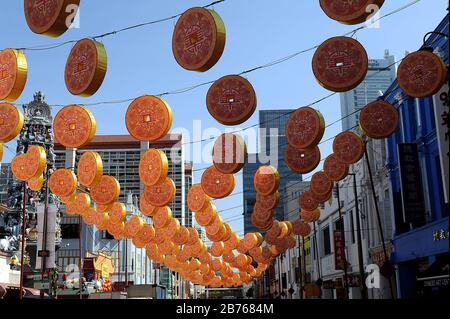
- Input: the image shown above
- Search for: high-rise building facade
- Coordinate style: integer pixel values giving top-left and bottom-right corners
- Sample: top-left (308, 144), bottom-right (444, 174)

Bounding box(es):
top-left (340, 50), bottom-right (396, 131)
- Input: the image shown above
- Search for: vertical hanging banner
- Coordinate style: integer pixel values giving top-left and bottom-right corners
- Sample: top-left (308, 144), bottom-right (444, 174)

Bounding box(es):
top-left (334, 230), bottom-right (345, 270)
top-left (397, 143), bottom-right (426, 226)
top-left (432, 71), bottom-right (449, 204)
top-left (36, 203), bottom-right (58, 270)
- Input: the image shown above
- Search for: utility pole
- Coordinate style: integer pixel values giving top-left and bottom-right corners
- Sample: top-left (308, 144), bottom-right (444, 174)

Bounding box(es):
top-left (364, 146), bottom-right (395, 299)
top-left (19, 182), bottom-right (27, 300)
top-left (336, 183), bottom-right (350, 299)
top-left (350, 173), bottom-right (368, 299)
top-left (40, 170), bottom-right (50, 299)
top-left (297, 235), bottom-right (303, 299)
top-left (79, 215), bottom-right (83, 299)
top-left (278, 255), bottom-right (283, 298)
top-left (313, 222), bottom-right (321, 280)
top-left (125, 238), bottom-right (128, 289)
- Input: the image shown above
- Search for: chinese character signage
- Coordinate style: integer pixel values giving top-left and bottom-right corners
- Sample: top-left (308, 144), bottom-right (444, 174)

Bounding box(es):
top-left (397, 143), bottom-right (426, 226)
top-left (345, 274), bottom-right (362, 288)
top-left (432, 68), bottom-right (449, 204)
top-left (334, 230), bottom-right (345, 270)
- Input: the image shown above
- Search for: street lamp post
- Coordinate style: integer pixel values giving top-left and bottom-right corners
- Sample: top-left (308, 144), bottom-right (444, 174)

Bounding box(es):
top-left (349, 173), bottom-right (368, 299)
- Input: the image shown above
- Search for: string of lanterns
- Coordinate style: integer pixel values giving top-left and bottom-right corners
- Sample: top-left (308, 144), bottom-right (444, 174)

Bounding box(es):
top-left (1, 0), bottom-right (448, 288)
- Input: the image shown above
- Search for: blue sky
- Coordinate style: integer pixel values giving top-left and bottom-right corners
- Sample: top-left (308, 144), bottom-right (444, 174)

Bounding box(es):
top-left (1, 0), bottom-right (448, 236)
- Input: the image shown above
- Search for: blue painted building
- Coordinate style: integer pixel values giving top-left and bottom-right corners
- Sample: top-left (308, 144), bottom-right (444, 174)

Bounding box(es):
top-left (384, 14), bottom-right (449, 298)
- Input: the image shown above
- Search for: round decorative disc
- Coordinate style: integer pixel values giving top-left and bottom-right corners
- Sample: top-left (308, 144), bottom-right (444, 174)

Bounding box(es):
top-left (172, 226), bottom-right (190, 245)
top-left (206, 225), bottom-right (226, 242)
top-left (195, 202), bottom-right (218, 227)
top-left (286, 107), bottom-right (325, 149)
top-left (53, 105), bottom-right (96, 148)
top-left (49, 168), bottom-right (77, 197)
top-left (224, 233), bottom-right (240, 251)
top-left (186, 227), bottom-right (199, 246)
top-left (94, 211), bottom-right (109, 230)
top-left (284, 144), bottom-right (321, 174)
top-left (212, 133), bottom-right (247, 174)
top-left (311, 189), bottom-right (332, 204)
top-left (164, 217), bottom-right (181, 240)
top-left (11, 154), bottom-right (28, 181)
top-left (206, 75), bottom-right (256, 125)
top-left (252, 202), bottom-right (274, 224)
top-left (312, 36), bottom-right (368, 92)
top-left (90, 175), bottom-right (121, 205)
top-left (108, 202), bottom-right (126, 225)
top-left (28, 174), bottom-right (44, 191)
top-left (124, 215), bottom-right (144, 238)
top-left (311, 171), bottom-right (333, 197)
top-left (256, 191), bottom-right (280, 211)
top-left (24, 0), bottom-right (80, 37)
top-left (333, 131), bottom-right (365, 164)
top-left (397, 49), bottom-right (447, 98)
top-left (206, 215), bottom-right (224, 237)
top-left (0, 103), bottom-right (24, 143)
top-left (107, 221), bottom-right (125, 238)
top-left (82, 207), bottom-right (97, 225)
top-left (96, 202), bottom-right (113, 213)
top-left (153, 206), bottom-right (173, 229)
top-left (72, 192), bottom-right (91, 215)
top-left (323, 153), bottom-right (349, 182)
top-left (143, 177), bottom-right (176, 207)
top-left (222, 223), bottom-right (232, 242)
top-left (251, 212), bottom-right (273, 231)
top-left (139, 194), bottom-right (157, 217)
top-left (299, 191), bottom-right (319, 211)
top-left (136, 224), bottom-right (155, 245)
top-left (187, 183), bottom-right (210, 212)
top-left (300, 209), bottom-right (320, 223)
top-left (77, 151), bottom-right (103, 188)
top-left (125, 95), bottom-right (172, 141)
top-left (211, 241), bottom-right (224, 257)
top-left (172, 7), bottom-right (226, 72)
top-left (201, 166), bottom-right (235, 199)
top-left (139, 148), bottom-right (168, 186)
top-left (0, 49), bottom-right (28, 102)
top-left (360, 100), bottom-right (399, 139)
top-left (292, 219), bottom-right (311, 237)
top-left (25, 145), bottom-right (47, 180)
top-left (65, 38), bottom-right (107, 97)
top-left (319, 0), bottom-right (385, 25)
top-left (253, 165), bottom-right (280, 196)
top-left (60, 192), bottom-right (76, 204)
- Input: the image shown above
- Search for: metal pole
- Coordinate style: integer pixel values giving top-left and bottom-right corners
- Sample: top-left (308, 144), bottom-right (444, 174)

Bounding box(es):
top-left (313, 222), bottom-right (321, 279)
top-left (297, 235), bottom-right (303, 299)
top-left (336, 183), bottom-right (350, 299)
top-left (125, 238), bottom-right (128, 288)
top-left (364, 146), bottom-right (396, 299)
top-left (40, 171), bottom-right (50, 299)
top-left (79, 215), bottom-right (82, 299)
top-left (278, 255), bottom-right (283, 298)
top-left (352, 173), bottom-right (368, 299)
top-left (118, 239), bottom-right (121, 284)
top-left (19, 182), bottom-right (27, 300)
top-left (302, 237), bottom-right (307, 286)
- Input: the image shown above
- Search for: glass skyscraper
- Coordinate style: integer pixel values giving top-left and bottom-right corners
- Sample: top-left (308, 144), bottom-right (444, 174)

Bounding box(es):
top-left (340, 50), bottom-right (396, 131)
top-left (243, 110), bottom-right (301, 233)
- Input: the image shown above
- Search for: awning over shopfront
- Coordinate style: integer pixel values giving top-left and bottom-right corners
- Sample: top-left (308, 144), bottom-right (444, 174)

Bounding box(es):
top-left (391, 218), bottom-right (449, 263)
top-left (416, 254), bottom-right (449, 288)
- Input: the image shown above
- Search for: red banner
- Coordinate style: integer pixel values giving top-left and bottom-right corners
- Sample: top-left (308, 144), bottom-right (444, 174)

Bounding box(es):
top-left (334, 230), bottom-right (345, 270)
